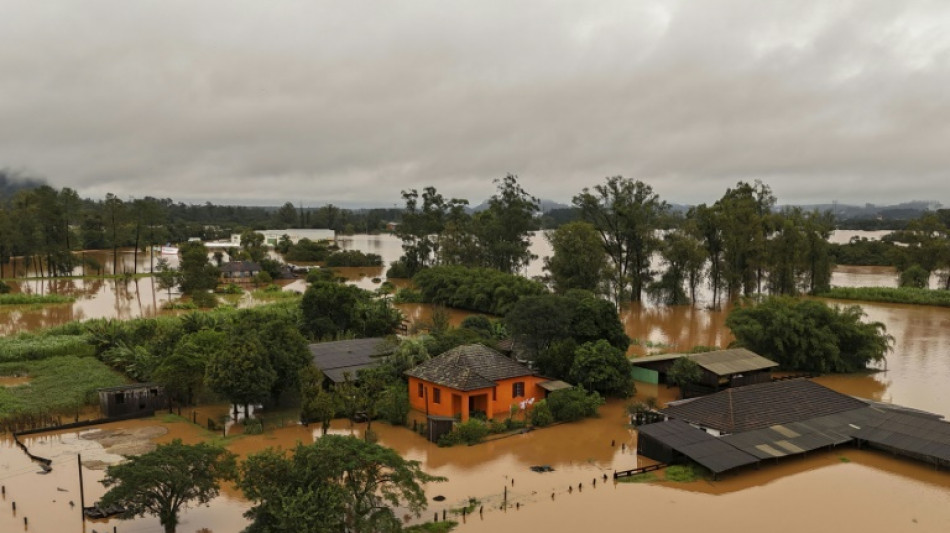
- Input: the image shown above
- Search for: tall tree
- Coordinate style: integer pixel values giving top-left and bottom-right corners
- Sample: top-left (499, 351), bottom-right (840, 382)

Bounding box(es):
top-left (544, 221), bottom-right (607, 294)
top-left (573, 177), bottom-right (668, 304)
top-left (99, 439), bottom-right (237, 533)
top-left (205, 333), bottom-right (276, 418)
top-left (474, 174), bottom-right (540, 274)
top-left (714, 181), bottom-right (775, 298)
top-left (103, 193), bottom-right (126, 275)
top-left (178, 241), bottom-right (220, 294)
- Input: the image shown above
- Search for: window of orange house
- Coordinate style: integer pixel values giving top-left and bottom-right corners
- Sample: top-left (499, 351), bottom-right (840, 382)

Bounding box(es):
top-left (433, 387), bottom-right (441, 404)
top-left (417, 382), bottom-right (424, 398)
top-left (512, 381), bottom-right (525, 398)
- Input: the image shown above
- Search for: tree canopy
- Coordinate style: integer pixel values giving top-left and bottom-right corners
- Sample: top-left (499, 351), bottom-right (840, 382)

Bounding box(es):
top-left (726, 296), bottom-right (892, 373)
top-left (239, 435), bottom-right (443, 533)
top-left (99, 439), bottom-right (237, 533)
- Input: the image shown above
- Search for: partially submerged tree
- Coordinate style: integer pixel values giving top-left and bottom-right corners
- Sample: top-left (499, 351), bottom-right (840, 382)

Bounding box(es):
top-left (99, 439), bottom-right (236, 533)
top-left (239, 435), bottom-right (443, 532)
top-left (726, 296), bottom-right (893, 373)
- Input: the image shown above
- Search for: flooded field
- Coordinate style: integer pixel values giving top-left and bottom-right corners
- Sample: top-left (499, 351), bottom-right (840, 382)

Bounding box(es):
top-left (2, 230), bottom-right (950, 531)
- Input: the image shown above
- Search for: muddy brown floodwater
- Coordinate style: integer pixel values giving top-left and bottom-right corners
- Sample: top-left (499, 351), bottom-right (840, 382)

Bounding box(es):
top-left (3, 231), bottom-right (950, 532)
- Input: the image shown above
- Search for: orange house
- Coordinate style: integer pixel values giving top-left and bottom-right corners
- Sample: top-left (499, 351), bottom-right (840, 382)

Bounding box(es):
top-left (405, 344), bottom-right (549, 421)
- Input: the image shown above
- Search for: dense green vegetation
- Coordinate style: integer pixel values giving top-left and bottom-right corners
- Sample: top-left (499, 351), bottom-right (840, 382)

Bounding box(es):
top-left (282, 238), bottom-right (332, 262)
top-left (504, 290), bottom-right (632, 396)
top-left (301, 280), bottom-right (402, 339)
top-left (239, 435), bottom-right (442, 532)
top-left (819, 287), bottom-right (950, 307)
top-left (411, 265), bottom-right (547, 316)
top-left (325, 249), bottom-right (383, 267)
top-left (726, 296), bottom-right (892, 373)
top-left (0, 355), bottom-right (126, 420)
top-left (829, 238), bottom-right (900, 266)
top-left (529, 387), bottom-right (604, 427)
top-left (0, 331), bottom-right (94, 362)
top-left (0, 293), bottom-right (75, 305)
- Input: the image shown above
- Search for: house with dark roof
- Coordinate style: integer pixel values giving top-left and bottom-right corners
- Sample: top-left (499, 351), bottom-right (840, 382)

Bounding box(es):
top-left (636, 379), bottom-right (950, 476)
top-left (219, 261), bottom-right (262, 283)
top-left (630, 348), bottom-right (778, 393)
top-left (309, 338), bottom-right (394, 385)
top-left (405, 344), bottom-right (550, 421)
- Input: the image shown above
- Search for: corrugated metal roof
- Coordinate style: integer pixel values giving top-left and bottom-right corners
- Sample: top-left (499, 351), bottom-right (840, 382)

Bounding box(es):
top-left (661, 379), bottom-right (869, 433)
top-left (630, 348), bottom-right (777, 377)
top-left (309, 338), bottom-right (392, 382)
top-left (538, 380), bottom-right (573, 392)
top-left (637, 420), bottom-right (759, 474)
top-left (852, 411), bottom-right (950, 463)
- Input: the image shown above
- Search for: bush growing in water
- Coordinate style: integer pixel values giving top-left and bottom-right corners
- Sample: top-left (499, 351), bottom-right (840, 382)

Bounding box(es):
top-left (546, 387), bottom-right (604, 422)
top-left (325, 250), bottom-right (383, 267)
top-left (438, 419), bottom-right (491, 447)
top-left (529, 400), bottom-right (555, 427)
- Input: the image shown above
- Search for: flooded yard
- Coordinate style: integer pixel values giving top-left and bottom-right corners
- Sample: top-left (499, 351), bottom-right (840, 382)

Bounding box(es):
top-left (2, 398), bottom-right (950, 533)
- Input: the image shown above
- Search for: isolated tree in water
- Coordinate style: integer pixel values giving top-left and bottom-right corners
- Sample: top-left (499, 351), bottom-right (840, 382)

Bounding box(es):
top-left (99, 439), bottom-right (236, 533)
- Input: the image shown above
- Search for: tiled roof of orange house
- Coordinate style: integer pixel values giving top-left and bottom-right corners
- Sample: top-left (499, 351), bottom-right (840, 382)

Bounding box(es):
top-left (405, 343), bottom-right (535, 391)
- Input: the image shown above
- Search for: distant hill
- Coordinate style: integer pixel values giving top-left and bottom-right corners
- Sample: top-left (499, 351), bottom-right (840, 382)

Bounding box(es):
top-left (785, 201), bottom-right (942, 221)
top-left (0, 169), bottom-right (45, 200)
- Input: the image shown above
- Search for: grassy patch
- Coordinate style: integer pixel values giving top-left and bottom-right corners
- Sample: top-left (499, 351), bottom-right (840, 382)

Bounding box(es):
top-left (0, 293), bottom-right (75, 305)
top-left (617, 472), bottom-right (658, 483)
top-left (405, 521), bottom-right (458, 533)
top-left (839, 456), bottom-right (851, 463)
top-left (450, 497), bottom-right (480, 516)
top-left (663, 464), bottom-right (709, 483)
top-left (251, 288), bottom-right (301, 300)
top-left (0, 356), bottom-right (126, 419)
top-left (819, 287), bottom-right (950, 307)
top-left (0, 333), bottom-right (94, 363)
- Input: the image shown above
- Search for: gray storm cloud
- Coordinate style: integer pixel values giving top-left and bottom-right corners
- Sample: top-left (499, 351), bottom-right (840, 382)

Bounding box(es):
top-left (1, 0), bottom-right (948, 206)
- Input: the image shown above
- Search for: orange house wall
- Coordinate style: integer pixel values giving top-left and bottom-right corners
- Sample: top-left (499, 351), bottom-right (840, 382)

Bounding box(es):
top-left (408, 375), bottom-right (547, 422)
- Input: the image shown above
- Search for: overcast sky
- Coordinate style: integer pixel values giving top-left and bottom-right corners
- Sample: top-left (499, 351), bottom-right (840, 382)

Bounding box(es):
top-left (2, 1), bottom-right (949, 208)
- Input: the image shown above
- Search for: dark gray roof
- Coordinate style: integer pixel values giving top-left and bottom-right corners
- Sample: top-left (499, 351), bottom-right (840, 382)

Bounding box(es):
top-left (97, 383), bottom-right (162, 393)
top-left (630, 348), bottom-right (778, 376)
top-left (405, 344), bottom-right (535, 391)
top-left (661, 379), bottom-right (869, 433)
top-left (852, 410), bottom-right (950, 463)
top-left (637, 420), bottom-right (759, 474)
top-left (720, 407), bottom-right (882, 459)
top-left (309, 338), bottom-right (393, 384)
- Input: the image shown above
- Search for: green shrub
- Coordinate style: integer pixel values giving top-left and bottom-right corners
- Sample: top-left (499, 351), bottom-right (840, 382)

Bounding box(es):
top-left (546, 387), bottom-right (604, 422)
top-left (529, 400), bottom-right (554, 427)
top-left (438, 419), bottom-right (490, 446)
top-left (326, 250), bottom-right (383, 267)
top-left (385, 260), bottom-right (413, 279)
top-left (393, 287), bottom-right (424, 303)
top-left (190, 291), bottom-right (219, 309)
top-left (219, 283), bottom-right (244, 294)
